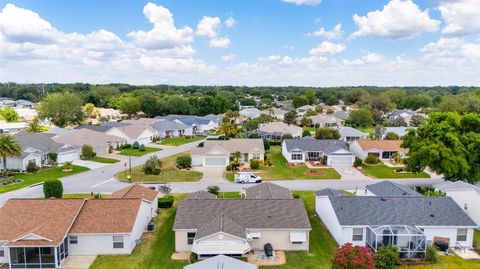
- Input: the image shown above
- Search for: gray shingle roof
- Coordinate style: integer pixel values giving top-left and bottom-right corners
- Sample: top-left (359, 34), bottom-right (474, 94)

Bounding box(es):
top-left (315, 188), bottom-right (345, 197)
top-left (366, 181), bottom-right (421, 196)
top-left (174, 199), bottom-right (311, 232)
top-left (328, 196), bottom-right (477, 226)
top-left (435, 181), bottom-right (480, 194)
top-left (338, 127), bottom-right (366, 138)
top-left (187, 191), bottom-right (217, 199)
top-left (184, 255), bottom-right (257, 269)
top-left (283, 139), bottom-right (350, 154)
top-left (333, 111), bottom-right (349, 120)
top-left (245, 182), bottom-right (292, 199)
top-left (196, 213), bottom-right (246, 239)
top-left (14, 132), bottom-right (76, 154)
top-left (150, 120), bottom-right (190, 132)
top-left (156, 115), bottom-right (213, 126)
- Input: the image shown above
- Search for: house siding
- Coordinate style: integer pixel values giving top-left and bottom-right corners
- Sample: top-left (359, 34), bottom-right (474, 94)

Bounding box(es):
top-left (248, 229), bottom-right (309, 251)
top-left (439, 189), bottom-right (480, 226)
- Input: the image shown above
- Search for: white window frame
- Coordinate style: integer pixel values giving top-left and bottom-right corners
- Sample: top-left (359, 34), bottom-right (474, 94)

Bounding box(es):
top-left (113, 235), bottom-right (124, 249)
top-left (456, 229), bottom-right (468, 242)
top-left (69, 235), bottom-right (78, 244)
top-left (291, 154), bottom-right (303, 161)
top-left (248, 230), bottom-right (262, 239)
top-left (187, 232), bottom-right (196, 245)
top-left (352, 228), bottom-right (363, 241)
top-left (252, 153), bottom-right (261, 160)
top-left (0, 248), bottom-right (4, 257)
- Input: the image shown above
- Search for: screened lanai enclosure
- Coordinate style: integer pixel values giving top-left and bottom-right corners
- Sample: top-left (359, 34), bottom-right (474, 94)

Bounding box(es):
top-left (366, 225), bottom-right (426, 258)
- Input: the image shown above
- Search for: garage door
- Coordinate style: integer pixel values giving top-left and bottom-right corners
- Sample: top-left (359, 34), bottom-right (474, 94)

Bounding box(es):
top-left (329, 155), bottom-right (353, 166)
top-left (205, 157), bottom-right (227, 166)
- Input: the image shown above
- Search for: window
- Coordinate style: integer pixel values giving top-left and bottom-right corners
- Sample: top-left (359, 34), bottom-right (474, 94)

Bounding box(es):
top-left (291, 154), bottom-right (303, 160)
top-left (248, 230), bottom-right (261, 239)
top-left (69, 236), bottom-right (78, 244)
top-left (0, 248), bottom-right (4, 257)
top-left (113, 235), bottom-right (124, 249)
top-left (252, 153), bottom-right (260, 160)
top-left (292, 241), bottom-right (303, 244)
top-left (187, 232), bottom-right (196, 245)
top-left (457, 229), bottom-right (468, 242)
top-left (352, 228), bottom-right (363, 241)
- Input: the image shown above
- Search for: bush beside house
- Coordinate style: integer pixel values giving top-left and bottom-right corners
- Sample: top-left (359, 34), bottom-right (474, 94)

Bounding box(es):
top-left (43, 179), bottom-right (63, 198)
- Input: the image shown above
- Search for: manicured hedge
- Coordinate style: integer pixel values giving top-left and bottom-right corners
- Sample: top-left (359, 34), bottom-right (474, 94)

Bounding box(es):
top-left (43, 179), bottom-right (63, 198)
top-left (158, 195), bottom-right (174, 208)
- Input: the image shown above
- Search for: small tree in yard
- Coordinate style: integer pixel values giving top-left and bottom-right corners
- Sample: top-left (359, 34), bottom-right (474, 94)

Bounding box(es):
top-left (158, 184), bottom-right (172, 196)
top-left (26, 161), bottom-right (39, 173)
top-left (47, 152), bottom-right (58, 164)
top-left (81, 145), bottom-right (95, 160)
top-left (425, 245), bottom-right (439, 263)
top-left (374, 245), bottom-right (400, 269)
top-left (43, 179), bottom-right (63, 198)
top-left (132, 141), bottom-right (140, 149)
top-left (384, 132), bottom-right (400, 140)
top-left (207, 185), bottom-right (220, 196)
top-left (250, 159), bottom-right (260, 169)
top-left (176, 155), bottom-right (192, 169)
top-left (353, 157), bottom-right (363, 167)
top-left (143, 156), bottom-right (162, 175)
top-left (139, 144), bottom-right (145, 152)
top-left (263, 139), bottom-right (270, 150)
top-left (332, 243), bottom-right (374, 269)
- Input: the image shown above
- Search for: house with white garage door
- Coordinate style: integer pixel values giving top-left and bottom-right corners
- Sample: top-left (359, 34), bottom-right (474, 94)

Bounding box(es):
top-left (191, 139), bottom-right (265, 167)
top-left (282, 139), bottom-right (354, 166)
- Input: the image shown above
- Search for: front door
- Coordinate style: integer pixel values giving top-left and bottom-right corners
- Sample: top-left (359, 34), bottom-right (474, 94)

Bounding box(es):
top-left (244, 153), bottom-right (248, 162)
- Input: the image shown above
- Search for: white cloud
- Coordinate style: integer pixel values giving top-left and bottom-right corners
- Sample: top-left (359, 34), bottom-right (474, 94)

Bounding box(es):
top-left (225, 17), bottom-right (236, 28)
top-left (342, 52), bottom-right (385, 66)
top-left (283, 45), bottom-right (295, 50)
top-left (127, 2), bottom-right (193, 50)
top-left (438, 0), bottom-right (480, 36)
top-left (307, 23), bottom-right (342, 40)
top-left (258, 55), bottom-right (282, 61)
top-left (420, 37), bottom-right (480, 62)
top-left (351, 0), bottom-right (440, 40)
top-left (209, 37), bottom-right (230, 48)
top-left (221, 54), bottom-right (236, 62)
top-left (196, 16), bottom-right (230, 48)
top-left (281, 0), bottom-right (321, 6)
top-left (309, 41), bottom-right (346, 55)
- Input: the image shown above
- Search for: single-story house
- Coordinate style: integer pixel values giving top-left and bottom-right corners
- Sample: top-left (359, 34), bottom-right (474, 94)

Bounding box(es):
top-left (156, 115), bottom-right (219, 132)
top-left (315, 190), bottom-right (477, 258)
top-left (240, 108), bottom-right (262, 119)
top-left (337, 127), bottom-right (367, 142)
top-left (385, 109), bottom-right (424, 127)
top-left (13, 108), bottom-right (38, 121)
top-left (173, 183), bottom-right (311, 260)
top-left (434, 181), bottom-right (480, 226)
top-left (333, 110), bottom-right (349, 121)
top-left (191, 139), bottom-right (265, 167)
top-left (111, 184), bottom-right (160, 219)
top-left (0, 121), bottom-right (28, 134)
top-left (2, 133), bottom-right (80, 171)
top-left (296, 105), bottom-right (316, 116)
top-left (106, 125), bottom-right (156, 145)
top-left (150, 120), bottom-right (193, 138)
top-left (184, 255), bottom-right (257, 269)
top-left (52, 128), bottom-right (126, 155)
top-left (361, 180), bottom-right (421, 197)
top-left (308, 114), bottom-right (344, 128)
top-left (382, 127), bottom-right (416, 139)
top-left (349, 139), bottom-right (407, 160)
top-left (0, 196), bottom-right (152, 268)
top-left (257, 122), bottom-right (303, 140)
top-left (244, 182), bottom-right (293, 200)
top-left (262, 107), bottom-right (288, 120)
top-left (282, 139), bottom-right (354, 166)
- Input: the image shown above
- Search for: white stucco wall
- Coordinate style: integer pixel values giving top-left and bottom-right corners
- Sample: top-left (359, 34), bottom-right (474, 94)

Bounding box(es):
top-left (348, 141), bottom-right (367, 160)
top-left (57, 149), bottom-right (80, 163)
top-left (315, 196), bottom-right (343, 244)
top-left (419, 226), bottom-right (474, 248)
top-left (440, 189), bottom-right (480, 226)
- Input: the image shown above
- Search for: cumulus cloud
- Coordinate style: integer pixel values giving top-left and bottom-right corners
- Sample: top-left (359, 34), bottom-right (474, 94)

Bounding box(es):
top-left (351, 0), bottom-right (440, 40)
top-left (221, 54), bottom-right (236, 61)
top-left (225, 17), bottom-right (236, 28)
top-left (281, 0), bottom-right (321, 6)
top-left (342, 52), bottom-right (385, 66)
top-left (258, 55), bottom-right (282, 61)
top-left (438, 0), bottom-right (480, 36)
top-left (127, 2), bottom-right (193, 50)
top-left (209, 37), bottom-right (230, 48)
top-left (196, 16), bottom-right (230, 48)
top-left (307, 23), bottom-right (342, 40)
top-left (309, 41), bottom-right (346, 55)
top-left (420, 37), bottom-right (480, 62)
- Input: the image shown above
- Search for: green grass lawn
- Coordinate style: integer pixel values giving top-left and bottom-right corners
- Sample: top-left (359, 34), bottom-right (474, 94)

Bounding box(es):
top-left (399, 255), bottom-right (480, 269)
top-left (259, 146), bottom-right (341, 180)
top-left (89, 156), bottom-right (121, 163)
top-left (159, 137), bottom-right (203, 146)
top-left (225, 172), bottom-right (235, 182)
top-left (0, 165), bottom-right (90, 194)
top-left (303, 127), bottom-right (316, 135)
top-left (90, 195), bottom-right (189, 269)
top-left (218, 192), bottom-right (242, 199)
top-left (474, 229), bottom-right (480, 252)
top-left (120, 147), bottom-right (161, 157)
top-left (116, 152), bottom-right (202, 183)
top-left (360, 164), bottom-right (430, 179)
top-left (62, 193), bottom-right (110, 198)
top-left (358, 126), bottom-right (374, 134)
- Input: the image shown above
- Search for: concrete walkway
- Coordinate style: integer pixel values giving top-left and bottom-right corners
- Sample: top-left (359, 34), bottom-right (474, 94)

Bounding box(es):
top-left (72, 159), bottom-right (108, 170)
top-left (334, 166), bottom-right (370, 180)
top-left (61, 256), bottom-right (96, 269)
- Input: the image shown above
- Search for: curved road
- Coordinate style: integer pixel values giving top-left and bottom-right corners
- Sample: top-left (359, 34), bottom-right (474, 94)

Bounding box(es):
top-left (0, 140), bottom-right (443, 205)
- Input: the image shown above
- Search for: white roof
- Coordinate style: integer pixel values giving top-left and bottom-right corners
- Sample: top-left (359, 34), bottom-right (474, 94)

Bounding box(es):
top-left (435, 181), bottom-right (480, 194)
top-left (184, 255), bottom-right (257, 269)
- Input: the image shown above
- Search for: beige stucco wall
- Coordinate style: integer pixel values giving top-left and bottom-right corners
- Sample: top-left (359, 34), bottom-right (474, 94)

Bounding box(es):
top-left (175, 230), bottom-right (195, 252)
top-left (249, 229), bottom-right (309, 251)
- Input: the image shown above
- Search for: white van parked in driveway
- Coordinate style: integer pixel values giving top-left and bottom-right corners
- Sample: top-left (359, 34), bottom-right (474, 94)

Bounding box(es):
top-left (234, 172), bottom-right (262, 183)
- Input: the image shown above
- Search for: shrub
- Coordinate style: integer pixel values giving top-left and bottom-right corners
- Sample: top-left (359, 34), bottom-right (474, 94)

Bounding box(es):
top-left (158, 185), bottom-right (172, 196)
top-left (364, 156), bottom-right (380, 165)
top-left (63, 161), bottom-right (74, 170)
top-left (374, 245), bottom-right (400, 269)
top-left (189, 252), bottom-right (198, 264)
top-left (225, 164), bottom-right (232, 171)
top-left (332, 243), bottom-right (375, 269)
top-left (143, 156), bottom-right (162, 175)
top-left (176, 155), bottom-right (192, 169)
top-left (93, 193), bottom-right (102, 199)
top-left (43, 179), bottom-right (63, 198)
top-left (132, 141), bottom-right (140, 149)
top-left (384, 132), bottom-right (400, 140)
top-left (218, 135), bottom-right (229, 140)
top-left (139, 144), bottom-right (145, 152)
top-left (47, 152), bottom-right (58, 164)
top-left (302, 130), bottom-right (311, 137)
top-left (263, 139), bottom-right (270, 150)
top-left (425, 245), bottom-right (439, 263)
top-left (207, 185), bottom-right (220, 196)
top-left (122, 143), bottom-right (131, 149)
top-left (81, 144), bottom-right (95, 159)
top-left (198, 142), bottom-right (204, 147)
top-left (292, 193), bottom-right (300, 199)
top-left (250, 159), bottom-right (260, 170)
top-left (26, 161), bottom-right (40, 173)
top-left (353, 157), bottom-right (363, 167)
top-left (158, 195), bottom-right (174, 208)
top-left (281, 133), bottom-right (293, 140)
top-left (249, 133), bottom-right (260, 138)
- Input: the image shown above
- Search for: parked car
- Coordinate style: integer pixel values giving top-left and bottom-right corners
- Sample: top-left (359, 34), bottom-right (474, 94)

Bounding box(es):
top-left (234, 172), bottom-right (262, 183)
top-left (195, 131), bottom-right (207, 137)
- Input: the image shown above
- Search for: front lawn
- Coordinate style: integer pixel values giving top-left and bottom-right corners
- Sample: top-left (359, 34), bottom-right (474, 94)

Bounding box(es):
top-left (219, 192), bottom-right (242, 199)
top-left (120, 147), bottom-right (161, 157)
top-left (399, 255), bottom-right (480, 269)
top-left (0, 165), bottom-right (90, 194)
top-left (159, 137), bottom-right (203, 146)
top-left (90, 195), bottom-right (188, 269)
top-left (474, 229), bottom-right (480, 252)
top-left (303, 127), bottom-right (316, 136)
top-left (116, 152), bottom-right (202, 183)
top-left (90, 156), bottom-right (120, 163)
top-left (258, 146), bottom-right (341, 180)
top-left (360, 164), bottom-right (430, 179)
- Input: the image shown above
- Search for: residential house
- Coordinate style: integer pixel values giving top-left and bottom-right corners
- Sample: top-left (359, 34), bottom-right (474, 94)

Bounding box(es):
top-left (257, 122), bottom-right (302, 140)
top-left (261, 107), bottom-right (288, 120)
top-left (173, 183), bottom-right (311, 259)
top-left (1, 133), bottom-right (80, 171)
top-left (360, 180), bottom-right (421, 197)
top-left (156, 115), bottom-right (219, 132)
top-left (282, 139), bottom-right (355, 166)
top-left (385, 109), bottom-right (422, 126)
top-left (315, 189), bottom-right (477, 258)
top-left (296, 105), bottom-right (316, 116)
top-left (382, 127), bottom-right (416, 139)
top-left (337, 127), bottom-right (367, 142)
top-left (240, 108), bottom-right (262, 119)
top-left (244, 182), bottom-right (293, 199)
top-left (191, 139), bottom-right (265, 167)
top-left (111, 184), bottom-right (160, 219)
top-left (150, 120), bottom-right (193, 138)
top-left (14, 100), bottom-right (35, 108)
top-left (308, 114), bottom-right (344, 128)
top-left (13, 108), bottom-right (38, 121)
top-left (349, 139), bottom-right (407, 160)
top-left (184, 255), bottom-right (257, 269)
top-left (332, 110), bottom-right (349, 121)
top-left (52, 128), bottom-right (126, 155)
top-left (434, 181), bottom-right (480, 226)
top-left (0, 196), bottom-right (153, 268)
top-left (96, 108), bottom-right (124, 122)
top-left (0, 121), bottom-right (27, 134)
top-left (108, 125), bottom-right (156, 145)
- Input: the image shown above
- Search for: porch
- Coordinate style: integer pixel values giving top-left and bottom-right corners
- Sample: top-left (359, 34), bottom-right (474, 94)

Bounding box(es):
top-left (366, 225), bottom-right (426, 259)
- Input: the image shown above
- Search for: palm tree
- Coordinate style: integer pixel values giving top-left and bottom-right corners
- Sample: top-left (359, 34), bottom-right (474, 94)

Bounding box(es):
top-left (26, 118), bottom-right (43, 133)
top-left (0, 134), bottom-right (22, 177)
top-left (218, 123), bottom-right (239, 138)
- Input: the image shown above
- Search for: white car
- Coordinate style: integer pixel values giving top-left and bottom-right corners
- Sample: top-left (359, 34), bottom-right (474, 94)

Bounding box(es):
top-left (234, 172), bottom-right (262, 183)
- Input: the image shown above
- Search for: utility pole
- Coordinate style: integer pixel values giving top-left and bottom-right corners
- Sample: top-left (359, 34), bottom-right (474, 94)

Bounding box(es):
top-left (129, 156), bottom-right (132, 173)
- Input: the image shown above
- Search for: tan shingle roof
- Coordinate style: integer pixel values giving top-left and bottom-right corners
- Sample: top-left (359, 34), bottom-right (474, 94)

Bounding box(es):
top-left (308, 114), bottom-right (343, 124)
top-left (0, 199), bottom-right (85, 246)
top-left (114, 125), bottom-right (155, 139)
top-left (53, 128), bottom-right (126, 147)
top-left (356, 139), bottom-right (408, 153)
top-left (191, 139), bottom-right (265, 155)
top-left (70, 198), bottom-right (142, 234)
top-left (258, 122), bottom-right (302, 134)
top-left (110, 184), bottom-right (159, 203)
top-left (245, 182), bottom-right (293, 199)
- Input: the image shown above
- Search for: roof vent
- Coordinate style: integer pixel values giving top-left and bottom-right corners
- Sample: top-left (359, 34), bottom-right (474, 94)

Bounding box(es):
top-left (380, 197), bottom-right (387, 201)
top-left (430, 214), bottom-right (435, 218)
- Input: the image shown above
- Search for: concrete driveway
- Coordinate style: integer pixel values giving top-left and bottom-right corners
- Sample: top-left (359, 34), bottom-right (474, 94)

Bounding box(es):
top-left (198, 166), bottom-right (227, 182)
top-left (72, 159), bottom-right (109, 170)
top-left (61, 256), bottom-right (96, 269)
top-left (333, 166), bottom-right (371, 180)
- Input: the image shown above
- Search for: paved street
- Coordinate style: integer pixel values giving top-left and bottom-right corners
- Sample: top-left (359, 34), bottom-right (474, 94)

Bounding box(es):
top-left (0, 139), bottom-right (444, 205)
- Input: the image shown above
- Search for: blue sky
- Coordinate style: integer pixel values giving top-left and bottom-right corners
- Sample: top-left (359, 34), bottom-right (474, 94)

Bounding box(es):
top-left (0, 0), bottom-right (479, 86)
